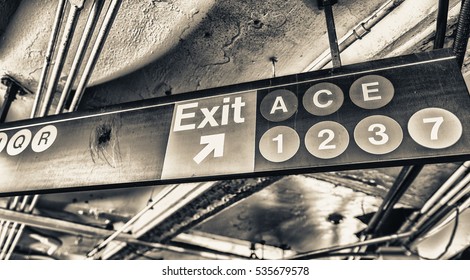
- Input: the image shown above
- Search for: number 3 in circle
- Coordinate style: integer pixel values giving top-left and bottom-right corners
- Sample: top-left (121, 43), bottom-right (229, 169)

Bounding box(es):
top-left (354, 115), bottom-right (403, 155)
top-left (367, 123), bottom-right (389, 145)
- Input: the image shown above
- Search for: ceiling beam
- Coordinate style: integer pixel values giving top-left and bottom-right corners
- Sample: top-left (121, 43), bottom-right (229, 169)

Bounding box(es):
top-left (0, 207), bottom-right (132, 241)
top-left (174, 230), bottom-right (297, 259)
top-left (109, 176), bottom-right (282, 259)
top-left (0, 207), bottom-right (254, 260)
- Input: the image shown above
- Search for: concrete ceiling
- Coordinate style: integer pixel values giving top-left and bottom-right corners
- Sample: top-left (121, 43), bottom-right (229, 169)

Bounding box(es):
top-left (0, 0), bottom-right (469, 260)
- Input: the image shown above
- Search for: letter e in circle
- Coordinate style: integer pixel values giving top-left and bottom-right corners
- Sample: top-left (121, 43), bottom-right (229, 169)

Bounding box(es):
top-left (349, 75), bottom-right (394, 109)
top-left (32, 125), bottom-right (58, 153)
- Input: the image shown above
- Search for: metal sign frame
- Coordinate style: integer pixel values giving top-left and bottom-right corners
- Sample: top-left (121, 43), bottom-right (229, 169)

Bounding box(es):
top-left (0, 49), bottom-right (468, 196)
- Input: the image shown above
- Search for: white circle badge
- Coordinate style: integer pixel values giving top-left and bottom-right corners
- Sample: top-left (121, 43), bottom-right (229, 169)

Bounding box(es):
top-left (32, 125), bottom-right (58, 153)
top-left (349, 75), bottom-right (394, 109)
top-left (303, 83), bottom-right (344, 116)
top-left (354, 115), bottom-right (403, 155)
top-left (259, 126), bottom-right (300, 162)
top-left (305, 121), bottom-right (349, 159)
top-left (260, 90), bottom-right (298, 122)
top-left (7, 129), bottom-right (32, 156)
top-left (408, 108), bottom-right (462, 149)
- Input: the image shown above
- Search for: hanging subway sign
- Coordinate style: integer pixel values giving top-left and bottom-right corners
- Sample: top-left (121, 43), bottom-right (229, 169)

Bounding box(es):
top-left (0, 49), bottom-right (469, 195)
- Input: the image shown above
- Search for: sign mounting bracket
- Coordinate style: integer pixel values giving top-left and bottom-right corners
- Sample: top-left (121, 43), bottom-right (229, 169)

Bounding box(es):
top-left (318, 0), bottom-right (342, 68)
top-left (0, 75), bottom-right (32, 123)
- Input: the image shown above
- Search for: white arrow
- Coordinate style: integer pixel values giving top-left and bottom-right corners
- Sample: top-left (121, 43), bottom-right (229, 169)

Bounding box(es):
top-left (193, 133), bottom-right (225, 164)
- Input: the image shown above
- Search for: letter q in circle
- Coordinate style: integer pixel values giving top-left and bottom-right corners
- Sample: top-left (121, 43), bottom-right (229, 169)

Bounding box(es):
top-left (7, 129), bottom-right (32, 156)
top-left (32, 125), bottom-right (58, 153)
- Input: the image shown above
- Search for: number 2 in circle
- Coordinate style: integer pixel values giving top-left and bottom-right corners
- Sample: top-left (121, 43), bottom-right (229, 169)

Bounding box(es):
top-left (318, 129), bottom-right (336, 150)
top-left (305, 121), bottom-right (349, 159)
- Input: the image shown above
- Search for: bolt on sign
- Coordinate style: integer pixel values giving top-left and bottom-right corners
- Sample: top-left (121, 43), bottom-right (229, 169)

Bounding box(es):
top-left (0, 50), bottom-right (469, 195)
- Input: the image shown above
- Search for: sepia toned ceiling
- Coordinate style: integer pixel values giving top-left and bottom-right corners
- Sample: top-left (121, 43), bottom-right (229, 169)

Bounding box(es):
top-left (0, 0), bottom-right (469, 260)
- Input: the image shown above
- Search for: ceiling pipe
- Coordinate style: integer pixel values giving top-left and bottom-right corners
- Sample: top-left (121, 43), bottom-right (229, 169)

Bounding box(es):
top-left (364, 166), bottom-right (415, 235)
top-left (4, 0), bottom-right (120, 259)
top-left (409, 202), bottom-right (459, 247)
top-left (434, 0), bottom-right (450, 49)
top-left (290, 231), bottom-right (414, 260)
top-left (412, 182), bottom-right (470, 240)
top-left (3, 1), bottom-right (83, 256)
top-left (0, 207), bottom-right (138, 239)
top-left (0, 195), bottom-right (29, 259)
top-left (0, 196), bottom-right (19, 253)
top-left (304, 0), bottom-right (406, 71)
top-left (30, 0), bottom-right (67, 118)
top-left (302, 251), bottom-right (415, 259)
top-left (424, 195), bottom-right (470, 238)
top-left (401, 194), bottom-right (469, 260)
top-left (174, 231), bottom-right (296, 260)
top-left (410, 173), bottom-right (470, 232)
top-left (350, 165), bottom-right (422, 259)
top-left (348, 169), bottom-right (409, 259)
top-left (400, 180), bottom-right (470, 248)
top-left (0, 222), bottom-right (10, 254)
top-left (447, 185), bottom-right (470, 205)
top-left (69, 0), bottom-right (122, 112)
top-left (0, 197), bottom-right (28, 257)
top-left (4, 195), bottom-right (40, 260)
top-left (56, 0), bottom-right (105, 115)
top-left (129, 239), bottom-right (247, 260)
top-left (403, 205), bottom-right (461, 259)
top-left (453, 0), bottom-right (470, 67)
top-left (100, 183), bottom-right (217, 259)
top-left (10, 253), bottom-right (56, 260)
top-left (109, 177), bottom-right (282, 260)
top-left (1, 0), bottom-right (70, 260)
top-left (0, 207), bottom-right (249, 260)
top-left (39, 2), bottom-right (83, 117)
top-left (374, 166), bottom-right (424, 234)
top-left (86, 184), bottom-right (180, 259)
top-left (6, 197), bottom-right (19, 210)
top-left (397, 161), bottom-right (470, 234)
top-left (422, 161), bottom-right (470, 213)
top-left (357, 162), bottom-right (468, 255)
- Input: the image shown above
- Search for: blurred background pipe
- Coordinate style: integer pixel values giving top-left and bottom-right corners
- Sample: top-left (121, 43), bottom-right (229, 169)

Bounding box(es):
top-left (434, 0), bottom-right (450, 49)
top-left (453, 0), bottom-right (470, 68)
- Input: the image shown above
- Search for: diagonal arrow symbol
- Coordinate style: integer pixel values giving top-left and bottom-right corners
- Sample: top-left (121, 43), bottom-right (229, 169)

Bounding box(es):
top-left (193, 133), bottom-right (225, 164)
